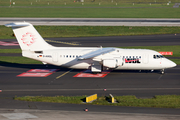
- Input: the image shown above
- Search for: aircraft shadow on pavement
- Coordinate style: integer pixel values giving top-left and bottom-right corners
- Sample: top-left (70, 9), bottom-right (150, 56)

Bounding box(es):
top-left (0, 61), bottom-right (69, 72)
top-left (0, 61), bottom-right (161, 74)
top-left (112, 69), bottom-right (160, 74)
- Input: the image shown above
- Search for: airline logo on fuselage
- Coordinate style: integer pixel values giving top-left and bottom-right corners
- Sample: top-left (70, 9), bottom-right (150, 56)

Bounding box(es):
top-left (124, 56), bottom-right (141, 63)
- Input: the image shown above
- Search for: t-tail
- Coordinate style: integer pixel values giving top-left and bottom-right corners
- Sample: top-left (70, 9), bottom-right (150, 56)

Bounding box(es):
top-left (5, 22), bottom-right (55, 60)
top-left (5, 22), bottom-right (54, 51)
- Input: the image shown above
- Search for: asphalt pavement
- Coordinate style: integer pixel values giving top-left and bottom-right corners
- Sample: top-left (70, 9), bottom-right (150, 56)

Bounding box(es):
top-left (0, 35), bottom-right (180, 120)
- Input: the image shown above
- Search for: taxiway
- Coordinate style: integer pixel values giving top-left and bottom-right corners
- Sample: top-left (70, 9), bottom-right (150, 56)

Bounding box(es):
top-left (0, 35), bottom-right (180, 120)
top-left (1, 18), bottom-right (180, 26)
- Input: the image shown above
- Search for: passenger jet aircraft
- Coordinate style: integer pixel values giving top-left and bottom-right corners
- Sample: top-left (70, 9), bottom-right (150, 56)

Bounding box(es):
top-left (5, 22), bottom-right (176, 74)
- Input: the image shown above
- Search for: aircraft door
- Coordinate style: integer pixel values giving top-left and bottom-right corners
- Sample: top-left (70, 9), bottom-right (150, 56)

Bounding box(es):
top-left (52, 52), bottom-right (58, 62)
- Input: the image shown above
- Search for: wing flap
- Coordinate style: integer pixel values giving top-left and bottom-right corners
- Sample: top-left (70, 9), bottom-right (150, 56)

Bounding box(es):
top-left (79, 48), bottom-right (115, 60)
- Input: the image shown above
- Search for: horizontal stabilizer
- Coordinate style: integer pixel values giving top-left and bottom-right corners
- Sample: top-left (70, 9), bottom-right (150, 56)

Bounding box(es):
top-left (79, 48), bottom-right (115, 60)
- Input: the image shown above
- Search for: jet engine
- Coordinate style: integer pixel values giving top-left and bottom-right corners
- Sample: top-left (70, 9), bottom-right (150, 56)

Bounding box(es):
top-left (103, 58), bottom-right (123, 68)
top-left (103, 59), bottom-right (117, 68)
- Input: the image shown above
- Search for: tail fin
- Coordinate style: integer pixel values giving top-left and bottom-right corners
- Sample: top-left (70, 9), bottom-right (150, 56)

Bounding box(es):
top-left (5, 22), bottom-right (53, 51)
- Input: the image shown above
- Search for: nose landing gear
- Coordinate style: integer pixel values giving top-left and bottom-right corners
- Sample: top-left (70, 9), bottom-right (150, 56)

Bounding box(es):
top-left (160, 69), bottom-right (164, 74)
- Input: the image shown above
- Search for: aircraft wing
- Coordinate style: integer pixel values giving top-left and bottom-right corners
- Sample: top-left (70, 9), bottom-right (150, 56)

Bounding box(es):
top-left (79, 48), bottom-right (116, 60)
top-left (5, 22), bottom-right (30, 27)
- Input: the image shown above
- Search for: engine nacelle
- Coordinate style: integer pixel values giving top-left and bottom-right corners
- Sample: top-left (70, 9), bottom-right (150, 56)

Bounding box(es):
top-left (91, 61), bottom-right (102, 72)
top-left (103, 59), bottom-right (117, 68)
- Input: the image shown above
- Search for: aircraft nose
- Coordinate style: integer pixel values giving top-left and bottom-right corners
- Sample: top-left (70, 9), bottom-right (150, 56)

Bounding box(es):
top-left (165, 59), bottom-right (176, 68)
top-left (170, 61), bottom-right (177, 68)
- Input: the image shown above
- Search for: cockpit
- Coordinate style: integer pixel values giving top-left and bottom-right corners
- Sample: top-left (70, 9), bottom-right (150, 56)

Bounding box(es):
top-left (153, 55), bottom-right (164, 59)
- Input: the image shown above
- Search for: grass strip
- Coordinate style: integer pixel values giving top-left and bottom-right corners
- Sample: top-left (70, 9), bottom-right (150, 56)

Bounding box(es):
top-left (0, 0), bottom-right (176, 7)
top-left (0, 49), bottom-right (22, 53)
top-left (14, 95), bottom-right (87, 104)
top-left (1, 26), bottom-right (180, 39)
top-left (14, 95), bottom-right (180, 108)
top-left (0, 56), bottom-right (41, 64)
top-left (0, 6), bottom-right (179, 18)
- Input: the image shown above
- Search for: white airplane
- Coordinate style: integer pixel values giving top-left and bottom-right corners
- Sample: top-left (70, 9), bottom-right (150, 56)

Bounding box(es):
top-left (5, 22), bottom-right (176, 74)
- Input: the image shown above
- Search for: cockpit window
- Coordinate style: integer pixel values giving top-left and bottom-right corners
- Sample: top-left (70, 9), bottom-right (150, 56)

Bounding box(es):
top-left (153, 55), bottom-right (164, 59)
top-left (153, 55), bottom-right (156, 59)
top-left (157, 55), bottom-right (160, 58)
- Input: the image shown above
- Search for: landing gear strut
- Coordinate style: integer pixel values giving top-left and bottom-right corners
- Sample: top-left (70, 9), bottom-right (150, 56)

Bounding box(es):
top-left (160, 69), bottom-right (164, 74)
